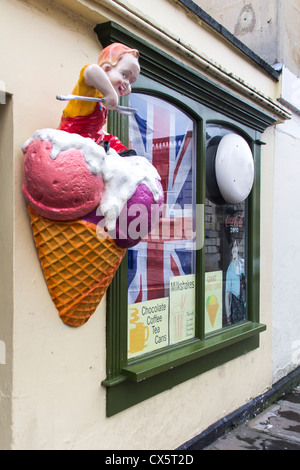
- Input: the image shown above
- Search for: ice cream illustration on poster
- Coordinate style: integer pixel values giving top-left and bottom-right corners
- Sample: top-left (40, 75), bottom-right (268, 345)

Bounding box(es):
top-left (169, 274), bottom-right (195, 345)
top-left (205, 271), bottom-right (222, 333)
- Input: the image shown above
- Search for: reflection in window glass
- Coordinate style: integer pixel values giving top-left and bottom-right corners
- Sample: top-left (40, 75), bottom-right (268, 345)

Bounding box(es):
top-left (127, 94), bottom-right (196, 358)
top-left (205, 125), bottom-right (248, 333)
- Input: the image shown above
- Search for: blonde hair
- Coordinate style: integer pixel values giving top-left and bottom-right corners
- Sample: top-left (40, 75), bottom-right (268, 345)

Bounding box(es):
top-left (98, 43), bottom-right (139, 67)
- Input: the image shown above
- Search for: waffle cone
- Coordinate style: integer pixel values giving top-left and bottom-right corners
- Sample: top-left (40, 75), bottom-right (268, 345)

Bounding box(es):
top-left (27, 206), bottom-right (126, 327)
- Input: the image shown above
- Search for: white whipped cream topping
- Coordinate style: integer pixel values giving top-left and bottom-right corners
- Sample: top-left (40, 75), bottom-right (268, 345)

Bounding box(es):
top-left (22, 128), bottom-right (161, 230)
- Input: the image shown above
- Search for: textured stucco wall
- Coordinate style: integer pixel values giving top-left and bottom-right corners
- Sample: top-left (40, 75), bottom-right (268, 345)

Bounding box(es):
top-left (197, 0), bottom-right (300, 76)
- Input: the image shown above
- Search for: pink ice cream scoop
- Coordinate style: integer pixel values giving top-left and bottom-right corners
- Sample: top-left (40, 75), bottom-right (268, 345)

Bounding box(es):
top-left (22, 130), bottom-right (164, 246)
top-left (22, 138), bottom-right (105, 221)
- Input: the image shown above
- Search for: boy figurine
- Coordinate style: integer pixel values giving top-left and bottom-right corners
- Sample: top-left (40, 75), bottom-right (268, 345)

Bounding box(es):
top-left (58, 43), bottom-right (140, 153)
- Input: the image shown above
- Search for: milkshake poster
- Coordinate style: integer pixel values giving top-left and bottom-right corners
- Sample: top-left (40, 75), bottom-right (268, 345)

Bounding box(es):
top-left (128, 298), bottom-right (169, 359)
top-left (169, 274), bottom-right (196, 345)
top-left (205, 271), bottom-right (222, 333)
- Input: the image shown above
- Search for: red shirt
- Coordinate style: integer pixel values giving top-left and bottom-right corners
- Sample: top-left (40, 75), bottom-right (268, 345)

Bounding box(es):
top-left (58, 102), bottom-right (127, 153)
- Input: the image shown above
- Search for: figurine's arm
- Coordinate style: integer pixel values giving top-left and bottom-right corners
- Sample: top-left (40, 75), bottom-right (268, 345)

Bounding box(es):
top-left (84, 64), bottom-right (118, 110)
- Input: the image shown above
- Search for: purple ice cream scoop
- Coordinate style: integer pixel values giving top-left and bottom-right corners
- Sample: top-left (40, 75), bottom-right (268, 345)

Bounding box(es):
top-left (81, 179), bottom-right (164, 248)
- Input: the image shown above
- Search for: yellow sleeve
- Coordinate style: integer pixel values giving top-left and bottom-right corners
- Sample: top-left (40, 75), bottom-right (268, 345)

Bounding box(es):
top-left (62, 64), bottom-right (104, 118)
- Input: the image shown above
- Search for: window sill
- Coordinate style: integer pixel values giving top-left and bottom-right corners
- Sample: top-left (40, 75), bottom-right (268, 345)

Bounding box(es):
top-left (103, 322), bottom-right (266, 386)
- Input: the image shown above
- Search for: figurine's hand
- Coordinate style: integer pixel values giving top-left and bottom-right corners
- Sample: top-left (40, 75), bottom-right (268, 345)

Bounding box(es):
top-left (102, 90), bottom-right (118, 110)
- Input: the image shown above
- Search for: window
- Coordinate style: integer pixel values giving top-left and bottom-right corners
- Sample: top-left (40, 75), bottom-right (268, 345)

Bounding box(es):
top-left (205, 124), bottom-right (249, 333)
top-left (127, 94), bottom-right (197, 358)
top-left (97, 22), bottom-right (274, 417)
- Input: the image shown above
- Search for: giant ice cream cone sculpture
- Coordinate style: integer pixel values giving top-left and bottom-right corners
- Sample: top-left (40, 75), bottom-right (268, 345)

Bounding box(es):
top-left (22, 129), bottom-right (164, 326)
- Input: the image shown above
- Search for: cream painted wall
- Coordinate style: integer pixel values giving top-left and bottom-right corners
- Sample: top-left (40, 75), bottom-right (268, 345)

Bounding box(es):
top-left (0, 93), bottom-right (13, 450)
top-left (0, 0), bottom-right (276, 450)
top-left (0, 0), bottom-right (109, 450)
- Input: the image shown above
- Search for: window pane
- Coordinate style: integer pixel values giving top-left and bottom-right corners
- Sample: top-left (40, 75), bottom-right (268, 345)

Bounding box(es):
top-left (205, 125), bottom-right (248, 333)
top-left (127, 94), bottom-right (197, 358)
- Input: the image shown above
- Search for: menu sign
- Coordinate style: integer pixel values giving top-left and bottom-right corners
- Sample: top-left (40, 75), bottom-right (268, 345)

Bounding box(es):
top-left (169, 274), bottom-right (196, 345)
top-left (205, 271), bottom-right (222, 333)
top-left (128, 298), bottom-right (169, 359)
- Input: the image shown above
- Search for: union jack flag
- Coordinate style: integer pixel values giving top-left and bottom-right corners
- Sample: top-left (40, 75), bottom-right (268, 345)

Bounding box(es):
top-left (128, 94), bottom-right (196, 304)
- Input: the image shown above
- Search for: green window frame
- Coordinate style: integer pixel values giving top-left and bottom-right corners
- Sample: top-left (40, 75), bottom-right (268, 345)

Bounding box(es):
top-left (95, 22), bottom-right (275, 417)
